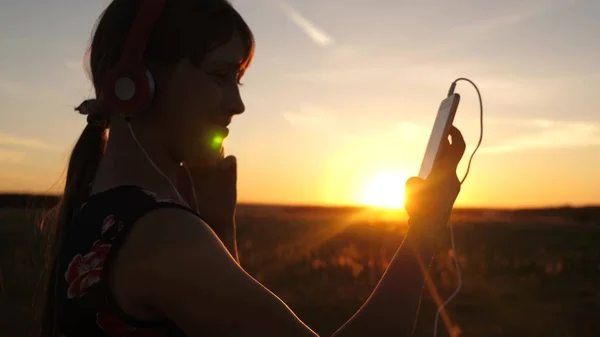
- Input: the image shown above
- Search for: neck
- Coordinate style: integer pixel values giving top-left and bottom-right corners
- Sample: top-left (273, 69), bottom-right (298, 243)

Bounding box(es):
top-left (92, 122), bottom-right (182, 201)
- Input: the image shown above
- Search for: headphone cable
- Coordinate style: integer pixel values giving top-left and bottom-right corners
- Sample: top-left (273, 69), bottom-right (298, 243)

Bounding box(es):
top-left (433, 77), bottom-right (484, 337)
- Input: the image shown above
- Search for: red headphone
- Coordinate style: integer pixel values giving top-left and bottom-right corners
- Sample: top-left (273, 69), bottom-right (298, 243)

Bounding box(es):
top-left (101, 0), bottom-right (167, 116)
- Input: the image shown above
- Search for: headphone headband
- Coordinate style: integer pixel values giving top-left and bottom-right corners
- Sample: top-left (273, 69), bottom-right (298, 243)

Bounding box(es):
top-left (116, 0), bottom-right (167, 68)
top-left (102, 0), bottom-right (167, 116)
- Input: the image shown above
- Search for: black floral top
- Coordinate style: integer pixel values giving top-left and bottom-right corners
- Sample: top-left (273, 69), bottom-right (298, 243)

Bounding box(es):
top-left (55, 185), bottom-right (194, 336)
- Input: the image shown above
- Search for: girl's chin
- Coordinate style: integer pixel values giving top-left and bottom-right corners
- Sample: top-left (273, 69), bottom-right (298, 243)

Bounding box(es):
top-left (185, 144), bottom-right (224, 166)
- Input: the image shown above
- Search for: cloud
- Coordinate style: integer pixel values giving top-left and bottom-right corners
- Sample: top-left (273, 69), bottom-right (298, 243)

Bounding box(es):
top-left (281, 108), bottom-right (436, 151)
top-left (281, 102), bottom-right (600, 157)
top-left (279, 0), bottom-right (578, 87)
top-left (284, 65), bottom-right (391, 83)
top-left (448, 0), bottom-right (573, 44)
top-left (282, 57), bottom-right (490, 85)
top-left (478, 119), bottom-right (600, 154)
top-left (0, 77), bottom-right (29, 97)
top-left (392, 118), bottom-right (600, 156)
top-left (278, 1), bottom-right (333, 47)
top-left (281, 105), bottom-right (361, 144)
top-left (0, 148), bottom-right (27, 164)
top-left (0, 75), bottom-right (77, 107)
top-left (453, 8), bottom-right (537, 38)
top-left (282, 105), bottom-right (337, 132)
top-left (0, 133), bottom-right (60, 151)
top-left (392, 117), bottom-right (600, 156)
top-left (283, 60), bottom-right (584, 108)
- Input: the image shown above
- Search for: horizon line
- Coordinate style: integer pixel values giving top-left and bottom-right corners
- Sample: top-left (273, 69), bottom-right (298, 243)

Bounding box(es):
top-left (0, 192), bottom-right (597, 211)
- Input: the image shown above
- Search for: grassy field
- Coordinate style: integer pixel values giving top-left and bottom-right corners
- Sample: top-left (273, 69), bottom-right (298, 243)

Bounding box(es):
top-left (1, 203), bottom-right (600, 337)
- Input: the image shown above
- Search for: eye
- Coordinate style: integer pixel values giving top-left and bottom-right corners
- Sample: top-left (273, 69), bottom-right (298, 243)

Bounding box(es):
top-left (211, 69), bottom-right (245, 87)
top-left (210, 70), bottom-right (229, 83)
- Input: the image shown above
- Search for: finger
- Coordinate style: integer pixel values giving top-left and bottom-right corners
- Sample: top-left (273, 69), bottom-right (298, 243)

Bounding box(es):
top-left (438, 134), bottom-right (451, 156)
top-left (447, 126), bottom-right (466, 165)
top-left (434, 126), bottom-right (465, 169)
top-left (449, 126), bottom-right (466, 155)
top-left (219, 155), bottom-right (238, 184)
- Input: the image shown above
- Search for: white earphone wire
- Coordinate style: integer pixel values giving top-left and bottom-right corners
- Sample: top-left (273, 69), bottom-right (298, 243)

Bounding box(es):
top-left (127, 121), bottom-right (199, 213)
top-left (431, 77), bottom-right (483, 337)
top-left (183, 164), bottom-right (200, 212)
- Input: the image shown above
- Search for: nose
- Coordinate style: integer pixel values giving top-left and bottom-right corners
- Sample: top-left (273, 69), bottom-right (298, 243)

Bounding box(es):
top-left (224, 85), bottom-right (245, 116)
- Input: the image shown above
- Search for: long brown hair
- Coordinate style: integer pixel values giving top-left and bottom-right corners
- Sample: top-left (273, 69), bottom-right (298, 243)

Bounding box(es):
top-left (39, 0), bottom-right (254, 335)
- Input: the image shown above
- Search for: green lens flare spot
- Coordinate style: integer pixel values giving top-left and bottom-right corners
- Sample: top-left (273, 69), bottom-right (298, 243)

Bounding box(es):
top-left (212, 135), bottom-right (224, 148)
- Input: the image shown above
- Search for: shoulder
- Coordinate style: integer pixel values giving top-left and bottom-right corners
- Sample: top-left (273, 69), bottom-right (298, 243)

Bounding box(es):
top-left (124, 206), bottom-right (218, 259)
top-left (109, 205), bottom-right (236, 299)
top-left (85, 184), bottom-right (221, 268)
top-left (111, 203), bottom-right (226, 271)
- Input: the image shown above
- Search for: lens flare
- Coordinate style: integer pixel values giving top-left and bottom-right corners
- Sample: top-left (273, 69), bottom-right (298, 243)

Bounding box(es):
top-left (212, 135), bottom-right (224, 148)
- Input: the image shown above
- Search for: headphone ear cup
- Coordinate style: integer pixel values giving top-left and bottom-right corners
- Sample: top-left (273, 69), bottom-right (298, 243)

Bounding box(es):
top-left (103, 65), bottom-right (153, 116)
top-left (146, 69), bottom-right (156, 105)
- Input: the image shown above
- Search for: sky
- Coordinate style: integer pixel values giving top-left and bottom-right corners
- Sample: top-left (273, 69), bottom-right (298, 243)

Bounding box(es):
top-left (0, 0), bottom-right (599, 208)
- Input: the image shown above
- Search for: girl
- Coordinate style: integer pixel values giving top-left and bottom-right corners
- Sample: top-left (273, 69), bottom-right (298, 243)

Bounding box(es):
top-left (41, 0), bottom-right (466, 336)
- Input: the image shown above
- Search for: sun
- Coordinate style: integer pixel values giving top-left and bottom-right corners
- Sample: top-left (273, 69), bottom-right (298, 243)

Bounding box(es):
top-left (359, 171), bottom-right (407, 209)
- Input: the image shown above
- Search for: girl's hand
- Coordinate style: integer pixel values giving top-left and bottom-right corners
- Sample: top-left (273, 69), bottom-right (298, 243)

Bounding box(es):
top-left (404, 126), bottom-right (466, 240)
top-left (177, 155), bottom-right (237, 231)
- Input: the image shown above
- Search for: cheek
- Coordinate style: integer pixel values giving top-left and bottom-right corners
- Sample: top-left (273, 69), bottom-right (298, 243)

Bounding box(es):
top-left (179, 73), bottom-right (221, 113)
top-left (171, 80), bottom-right (223, 160)
top-left (178, 86), bottom-right (217, 134)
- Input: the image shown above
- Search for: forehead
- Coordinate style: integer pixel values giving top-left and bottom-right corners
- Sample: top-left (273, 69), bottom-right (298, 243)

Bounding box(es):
top-left (201, 34), bottom-right (246, 66)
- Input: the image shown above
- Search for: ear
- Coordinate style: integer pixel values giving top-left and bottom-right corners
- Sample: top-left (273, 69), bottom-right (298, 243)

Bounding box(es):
top-left (145, 60), bottom-right (175, 92)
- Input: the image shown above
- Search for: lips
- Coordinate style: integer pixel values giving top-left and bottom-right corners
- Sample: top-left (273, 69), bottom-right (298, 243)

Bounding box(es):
top-left (202, 125), bottom-right (229, 151)
top-left (199, 121), bottom-right (231, 154)
top-left (208, 117), bottom-right (231, 137)
top-left (212, 125), bottom-right (229, 138)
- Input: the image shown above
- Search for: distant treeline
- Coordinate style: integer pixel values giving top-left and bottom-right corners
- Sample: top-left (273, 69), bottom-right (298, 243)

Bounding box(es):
top-left (0, 194), bottom-right (61, 209)
top-left (512, 206), bottom-right (600, 225)
top-left (0, 194), bottom-right (599, 220)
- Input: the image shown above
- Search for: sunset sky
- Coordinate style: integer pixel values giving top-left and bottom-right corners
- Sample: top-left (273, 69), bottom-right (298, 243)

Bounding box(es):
top-left (0, 0), bottom-right (599, 208)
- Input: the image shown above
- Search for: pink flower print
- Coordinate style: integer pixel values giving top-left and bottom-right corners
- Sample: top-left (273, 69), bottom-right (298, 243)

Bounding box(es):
top-left (64, 240), bottom-right (111, 299)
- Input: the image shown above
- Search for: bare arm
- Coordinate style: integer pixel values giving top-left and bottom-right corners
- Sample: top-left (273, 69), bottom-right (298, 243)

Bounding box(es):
top-left (209, 216), bottom-right (239, 262)
top-left (113, 209), bottom-right (439, 337)
top-left (115, 208), bottom-right (319, 337)
top-left (332, 224), bottom-right (438, 337)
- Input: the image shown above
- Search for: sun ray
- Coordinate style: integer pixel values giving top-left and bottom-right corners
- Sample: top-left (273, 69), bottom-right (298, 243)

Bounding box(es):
top-left (359, 171), bottom-right (408, 210)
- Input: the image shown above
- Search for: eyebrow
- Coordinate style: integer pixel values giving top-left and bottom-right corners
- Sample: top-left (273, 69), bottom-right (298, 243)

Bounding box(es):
top-left (212, 60), bottom-right (243, 69)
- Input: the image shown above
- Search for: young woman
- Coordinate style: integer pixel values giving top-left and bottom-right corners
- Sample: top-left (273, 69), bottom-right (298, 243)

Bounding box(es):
top-left (40, 0), bottom-right (466, 336)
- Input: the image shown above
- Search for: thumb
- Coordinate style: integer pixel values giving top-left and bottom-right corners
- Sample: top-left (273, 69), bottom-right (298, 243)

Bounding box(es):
top-left (218, 155), bottom-right (237, 184)
top-left (219, 155), bottom-right (237, 170)
top-left (405, 176), bottom-right (425, 197)
top-left (404, 176), bottom-right (425, 210)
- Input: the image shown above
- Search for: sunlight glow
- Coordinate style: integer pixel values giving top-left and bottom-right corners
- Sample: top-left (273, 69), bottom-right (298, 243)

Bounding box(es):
top-left (359, 171), bottom-right (408, 209)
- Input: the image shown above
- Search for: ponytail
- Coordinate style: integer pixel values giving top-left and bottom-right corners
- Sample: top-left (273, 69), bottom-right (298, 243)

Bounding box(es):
top-left (40, 118), bottom-right (108, 336)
